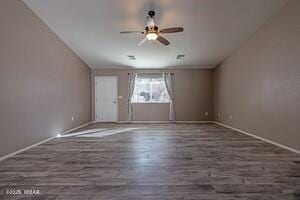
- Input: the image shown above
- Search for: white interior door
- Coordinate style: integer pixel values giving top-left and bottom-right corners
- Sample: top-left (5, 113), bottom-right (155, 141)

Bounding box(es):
top-left (95, 76), bottom-right (118, 122)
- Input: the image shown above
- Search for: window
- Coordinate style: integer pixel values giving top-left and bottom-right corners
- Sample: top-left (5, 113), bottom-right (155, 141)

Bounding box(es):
top-left (132, 75), bottom-right (170, 103)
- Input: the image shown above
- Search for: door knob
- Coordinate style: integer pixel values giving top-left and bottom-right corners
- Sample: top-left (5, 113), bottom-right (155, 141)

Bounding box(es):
top-left (113, 101), bottom-right (117, 103)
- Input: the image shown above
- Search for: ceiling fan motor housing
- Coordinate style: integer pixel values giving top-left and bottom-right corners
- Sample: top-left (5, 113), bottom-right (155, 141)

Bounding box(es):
top-left (145, 26), bottom-right (158, 35)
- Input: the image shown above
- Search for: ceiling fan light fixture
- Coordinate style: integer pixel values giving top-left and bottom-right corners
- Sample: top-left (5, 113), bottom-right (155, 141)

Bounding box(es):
top-left (146, 32), bottom-right (158, 40)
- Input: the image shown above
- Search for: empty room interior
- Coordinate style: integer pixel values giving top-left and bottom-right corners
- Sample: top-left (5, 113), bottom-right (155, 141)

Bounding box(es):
top-left (0, 0), bottom-right (300, 199)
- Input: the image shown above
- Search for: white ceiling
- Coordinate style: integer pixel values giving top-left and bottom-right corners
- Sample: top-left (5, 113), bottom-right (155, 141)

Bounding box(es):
top-left (24, 0), bottom-right (288, 69)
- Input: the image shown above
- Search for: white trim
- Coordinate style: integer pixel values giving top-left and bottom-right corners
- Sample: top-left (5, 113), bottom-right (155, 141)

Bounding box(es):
top-left (118, 121), bottom-right (171, 124)
top-left (176, 121), bottom-right (213, 124)
top-left (0, 136), bottom-right (56, 162)
top-left (0, 121), bottom-right (92, 162)
top-left (117, 121), bottom-right (213, 124)
top-left (62, 121), bottom-right (92, 134)
top-left (213, 121), bottom-right (300, 154)
top-left (94, 76), bottom-right (118, 123)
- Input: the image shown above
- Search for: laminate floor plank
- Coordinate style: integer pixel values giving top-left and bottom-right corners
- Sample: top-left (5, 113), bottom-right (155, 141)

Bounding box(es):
top-left (0, 123), bottom-right (299, 199)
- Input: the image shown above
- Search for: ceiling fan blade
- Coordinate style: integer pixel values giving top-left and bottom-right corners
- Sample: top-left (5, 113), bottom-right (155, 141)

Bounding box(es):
top-left (138, 37), bottom-right (147, 46)
top-left (120, 31), bottom-right (144, 34)
top-left (157, 36), bottom-right (170, 46)
top-left (160, 27), bottom-right (184, 34)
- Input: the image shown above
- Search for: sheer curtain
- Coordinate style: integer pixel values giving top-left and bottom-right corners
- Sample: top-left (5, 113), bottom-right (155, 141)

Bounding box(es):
top-left (127, 73), bottom-right (137, 121)
top-left (163, 72), bottom-right (176, 121)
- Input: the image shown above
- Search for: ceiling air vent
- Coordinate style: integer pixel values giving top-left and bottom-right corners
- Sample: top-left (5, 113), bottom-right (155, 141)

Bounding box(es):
top-left (176, 54), bottom-right (185, 59)
top-left (128, 55), bottom-right (136, 60)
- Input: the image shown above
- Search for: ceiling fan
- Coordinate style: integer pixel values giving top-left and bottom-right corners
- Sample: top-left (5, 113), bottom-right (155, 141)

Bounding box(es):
top-left (120, 10), bottom-right (184, 46)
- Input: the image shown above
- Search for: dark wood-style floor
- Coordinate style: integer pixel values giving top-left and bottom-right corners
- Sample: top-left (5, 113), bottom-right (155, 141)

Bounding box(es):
top-left (0, 123), bottom-right (299, 200)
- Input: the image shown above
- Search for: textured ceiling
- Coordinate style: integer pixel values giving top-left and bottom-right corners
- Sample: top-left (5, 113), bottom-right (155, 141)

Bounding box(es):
top-left (24, 0), bottom-right (288, 69)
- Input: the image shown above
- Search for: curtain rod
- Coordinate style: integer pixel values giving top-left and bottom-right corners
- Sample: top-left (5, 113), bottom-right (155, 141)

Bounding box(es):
top-left (128, 72), bottom-right (174, 75)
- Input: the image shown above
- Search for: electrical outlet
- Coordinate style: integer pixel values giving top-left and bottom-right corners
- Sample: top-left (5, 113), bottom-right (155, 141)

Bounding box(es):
top-left (72, 117), bottom-right (75, 121)
top-left (229, 115), bottom-right (233, 120)
top-left (217, 113), bottom-right (221, 118)
top-left (205, 112), bottom-right (208, 116)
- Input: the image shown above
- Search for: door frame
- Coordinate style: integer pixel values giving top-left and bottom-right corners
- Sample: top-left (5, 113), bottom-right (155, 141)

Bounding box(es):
top-left (94, 76), bottom-right (118, 122)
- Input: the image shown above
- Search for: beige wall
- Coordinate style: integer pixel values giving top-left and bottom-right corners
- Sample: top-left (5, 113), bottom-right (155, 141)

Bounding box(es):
top-left (92, 69), bottom-right (213, 121)
top-left (213, 0), bottom-right (300, 150)
top-left (0, 0), bottom-right (91, 157)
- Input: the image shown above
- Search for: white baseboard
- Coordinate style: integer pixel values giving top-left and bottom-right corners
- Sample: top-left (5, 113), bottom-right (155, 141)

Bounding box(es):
top-left (176, 121), bottom-right (213, 124)
top-left (213, 121), bottom-right (300, 154)
top-left (119, 121), bottom-right (172, 124)
top-left (0, 136), bottom-right (56, 162)
top-left (117, 121), bottom-right (213, 124)
top-left (0, 121), bottom-right (92, 162)
top-left (62, 121), bottom-right (92, 134)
